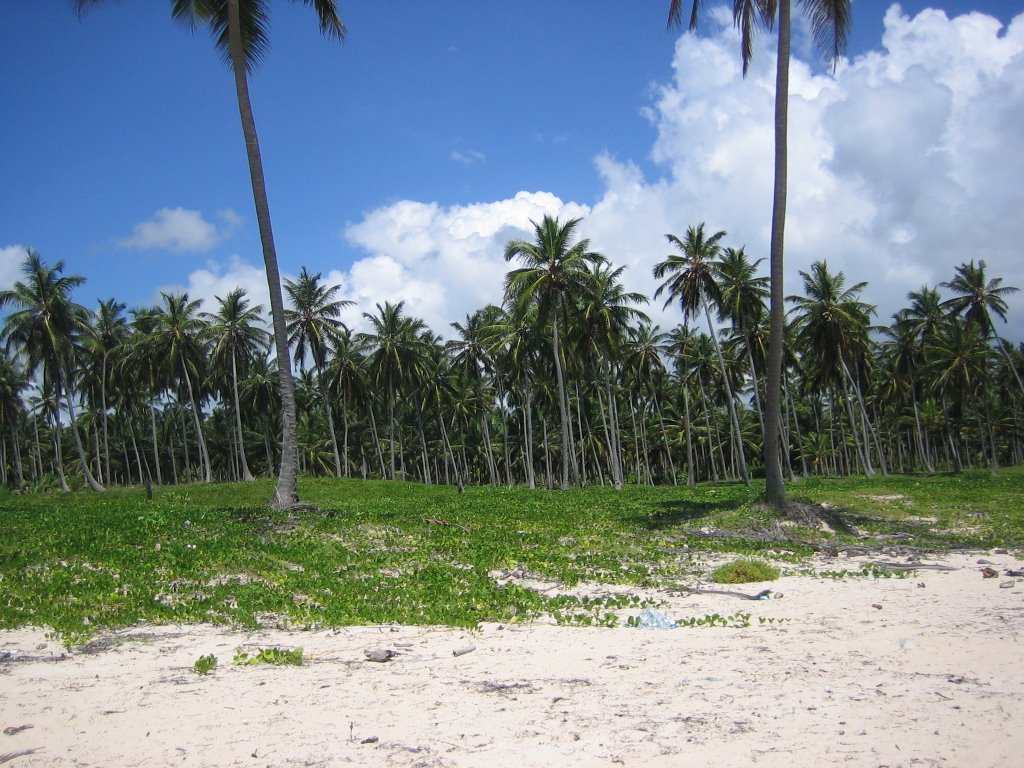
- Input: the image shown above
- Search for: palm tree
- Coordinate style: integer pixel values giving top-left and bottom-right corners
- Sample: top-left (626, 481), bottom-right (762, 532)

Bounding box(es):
top-left (504, 215), bottom-right (604, 489)
top-left (653, 224), bottom-right (749, 485)
top-left (578, 263), bottom-right (649, 489)
top-left (668, 0), bottom-right (852, 505)
top-left (323, 328), bottom-right (366, 479)
top-left (85, 298), bottom-right (129, 484)
top-left (941, 260), bottom-right (1022, 394)
top-left (789, 260), bottom-right (878, 477)
top-left (284, 267), bottom-right (354, 477)
top-left (716, 246), bottom-right (769, 437)
top-left (146, 292), bottom-right (213, 483)
top-left (0, 351), bottom-right (28, 487)
top-left (624, 324), bottom-right (680, 485)
top-left (0, 250), bottom-right (105, 492)
top-left (358, 301), bottom-right (428, 480)
top-left (203, 287), bottom-right (268, 481)
top-left (485, 304), bottom-right (544, 489)
top-left (74, 0), bottom-right (346, 508)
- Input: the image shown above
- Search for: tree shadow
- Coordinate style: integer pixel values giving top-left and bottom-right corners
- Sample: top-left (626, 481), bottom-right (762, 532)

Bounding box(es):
top-left (631, 499), bottom-right (745, 530)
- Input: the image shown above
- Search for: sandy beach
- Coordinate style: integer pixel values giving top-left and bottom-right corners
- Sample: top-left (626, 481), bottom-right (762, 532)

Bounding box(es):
top-left (2, 550), bottom-right (1023, 767)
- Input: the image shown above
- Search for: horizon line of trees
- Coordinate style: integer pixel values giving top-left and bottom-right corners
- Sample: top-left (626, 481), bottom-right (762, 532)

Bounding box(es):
top-left (1, 216), bottom-right (1022, 493)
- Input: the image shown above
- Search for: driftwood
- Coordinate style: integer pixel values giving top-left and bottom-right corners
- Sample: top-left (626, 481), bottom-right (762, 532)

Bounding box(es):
top-left (670, 587), bottom-right (777, 601)
top-left (452, 645), bottom-right (476, 657)
top-left (0, 750), bottom-right (42, 765)
top-left (865, 561), bottom-right (959, 572)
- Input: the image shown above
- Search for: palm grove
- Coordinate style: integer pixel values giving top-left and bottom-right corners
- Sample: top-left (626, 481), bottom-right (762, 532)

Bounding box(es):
top-left (1, 220), bottom-right (1021, 492)
top-left (3, 0), bottom-right (1019, 494)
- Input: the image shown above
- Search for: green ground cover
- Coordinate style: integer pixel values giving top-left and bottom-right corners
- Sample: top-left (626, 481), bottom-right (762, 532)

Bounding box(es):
top-left (1, 467), bottom-right (1021, 644)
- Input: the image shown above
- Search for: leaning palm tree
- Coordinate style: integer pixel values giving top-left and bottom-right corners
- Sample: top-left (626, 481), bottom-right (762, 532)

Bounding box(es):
top-left (284, 267), bottom-right (354, 477)
top-left (667, 0), bottom-right (852, 505)
top-left (0, 250), bottom-right (105, 492)
top-left (940, 260), bottom-right (1022, 394)
top-left (504, 215), bottom-right (604, 490)
top-left (653, 224), bottom-right (749, 485)
top-left (74, 0), bottom-right (346, 508)
top-left (203, 287), bottom-right (268, 482)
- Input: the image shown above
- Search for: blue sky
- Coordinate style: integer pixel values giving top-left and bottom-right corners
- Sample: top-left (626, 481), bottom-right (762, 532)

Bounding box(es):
top-left (2, 1), bottom-right (1023, 340)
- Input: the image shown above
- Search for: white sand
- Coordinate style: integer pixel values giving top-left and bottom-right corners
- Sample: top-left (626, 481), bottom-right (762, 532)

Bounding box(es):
top-left (2, 551), bottom-right (1023, 767)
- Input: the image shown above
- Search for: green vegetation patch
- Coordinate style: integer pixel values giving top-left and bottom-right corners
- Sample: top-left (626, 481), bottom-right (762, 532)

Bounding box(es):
top-left (1, 468), bottom-right (1022, 644)
top-left (711, 558), bottom-right (781, 584)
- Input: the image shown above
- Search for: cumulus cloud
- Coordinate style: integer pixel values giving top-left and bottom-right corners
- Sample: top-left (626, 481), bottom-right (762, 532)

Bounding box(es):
top-left (0, 244), bottom-right (28, 290)
top-left (153, 254), bottom-right (271, 316)
top-left (332, 4), bottom-right (1024, 340)
top-left (117, 207), bottom-right (241, 253)
top-left (341, 191), bottom-right (589, 334)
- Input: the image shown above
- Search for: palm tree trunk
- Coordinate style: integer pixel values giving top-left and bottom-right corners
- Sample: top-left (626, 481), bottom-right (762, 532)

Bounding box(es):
top-left (682, 382), bottom-right (696, 485)
top-left (150, 404), bottom-right (162, 485)
top-left (784, 373), bottom-right (808, 477)
top-left (522, 383), bottom-right (536, 489)
top-left (696, 378), bottom-right (721, 481)
top-left (704, 302), bottom-right (749, 485)
top-left (232, 351), bottom-right (255, 481)
top-left (387, 380), bottom-right (396, 479)
top-left (101, 351), bottom-right (111, 484)
top-left (316, 369), bottom-right (342, 478)
top-left (551, 313), bottom-right (571, 490)
top-left (341, 391), bottom-right (350, 478)
top-left (652, 391), bottom-right (678, 486)
top-left (367, 402), bottom-right (386, 478)
top-left (179, 354), bottom-right (212, 483)
top-left (227, 0), bottom-right (299, 508)
top-left (8, 421), bottom-right (24, 487)
top-left (911, 395), bottom-right (933, 472)
top-left (62, 370), bottom-right (105, 492)
top-left (763, 0), bottom-right (791, 506)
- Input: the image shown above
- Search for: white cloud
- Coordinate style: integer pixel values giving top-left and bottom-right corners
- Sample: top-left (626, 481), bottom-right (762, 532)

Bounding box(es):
top-left (154, 254), bottom-right (270, 317)
top-left (151, 5), bottom-right (1024, 343)
top-left (0, 245), bottom-right (28, 290)
top-left (341, 191), bottom-right (589, 335)
top-left (117, 207), bottom-right (241, 253)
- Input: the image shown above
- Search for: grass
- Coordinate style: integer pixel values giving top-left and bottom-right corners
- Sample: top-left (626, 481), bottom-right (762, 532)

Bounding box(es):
top-left (1, 467), bottom-right (1021, 644)
top-left (711, 559), bottom-right (780, 584)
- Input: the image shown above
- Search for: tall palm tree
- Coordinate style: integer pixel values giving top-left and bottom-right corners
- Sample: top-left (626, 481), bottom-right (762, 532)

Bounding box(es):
top-left (941, 260), bottom-right (1022, 394)
top-left (653, 224), bottom-right (749, 485)
top-left (716, 246), bottom-right (769, 437)
top-left (85, 298), bottom-right (129, 484)
top-left (358, 301), bottom-right (428, 480)
top-left (578, 263), bottom-right (649, 489)
top-left (0, 351), bottom-right (28, 487)
top-left (284, 267), bottom-right (353, 477)
top-left (485, 304), bottom-right (544, 489)
top-left (0, 250), bottom-right (105, 492)
top-left (146, 292), bottom-right (213, 483)
top-left (323, 327), bottom-right (366, 478)
top-left (668, 0), bottom-right (852, 505)
top-left (624, 324), bottom-right (680, 485)
top-left (789, 260), bottom-right (878, 477)
top-left (504, 215), bottom-right (604, 490)
top-left (203, 287), bottom-right (268, 481)
top-left (74, 0), bottom-right (346, 508)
